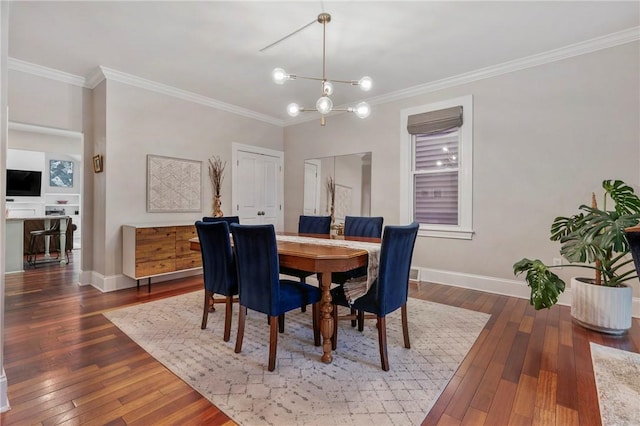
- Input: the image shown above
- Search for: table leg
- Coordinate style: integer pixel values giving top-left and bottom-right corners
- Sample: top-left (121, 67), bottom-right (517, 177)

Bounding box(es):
top-left (59, 218), bottom-right (67, 266)
top-left (43, 218), bottom-right (52, 258)
top-left (320, 271), bottom-right (334, 363)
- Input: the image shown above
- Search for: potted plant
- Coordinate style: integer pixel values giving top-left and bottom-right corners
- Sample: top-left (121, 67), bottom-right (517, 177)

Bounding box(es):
top-left (514, 180), bottom-right (640, 334)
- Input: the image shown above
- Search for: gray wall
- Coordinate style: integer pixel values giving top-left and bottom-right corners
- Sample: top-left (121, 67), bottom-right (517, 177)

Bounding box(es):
top-left (7, 72), bottom-right (284, 288)
top-left (101, 80), bottom-right (283, 281)
top-left (284, 42), bottom-right (640, 296)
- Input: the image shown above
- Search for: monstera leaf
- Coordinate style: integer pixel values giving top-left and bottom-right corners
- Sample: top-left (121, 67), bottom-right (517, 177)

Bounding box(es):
top-left (513, 258), bottom-right (565, 310)
top-left (550, 213), bottom-right (585, 242)
top-left (602, 180), bottom-right (640, 216)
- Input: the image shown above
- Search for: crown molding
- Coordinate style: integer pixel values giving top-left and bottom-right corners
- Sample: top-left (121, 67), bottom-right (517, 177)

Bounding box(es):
top-left (8, 121), bottom-right (83, 139)
top-left (9, 26), bottom-right (638, 128)
top-left (8, 57), bottom-right (88, 87)
top-left (90, 66), bottom-right (284, 126)
top-left (363, 26), bottom-right (640, 108)
top-left (85, 66), bottom-right (106, 89)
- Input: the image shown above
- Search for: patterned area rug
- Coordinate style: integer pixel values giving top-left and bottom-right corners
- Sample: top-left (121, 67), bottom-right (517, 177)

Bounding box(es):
top-left (105, 291), bottom-right (489, 425)
top-left (590, 342), bottom-right (640, 426)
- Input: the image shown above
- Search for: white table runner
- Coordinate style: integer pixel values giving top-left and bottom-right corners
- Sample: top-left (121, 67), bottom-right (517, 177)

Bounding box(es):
top-left (276, 235), bottom-right (381, 303)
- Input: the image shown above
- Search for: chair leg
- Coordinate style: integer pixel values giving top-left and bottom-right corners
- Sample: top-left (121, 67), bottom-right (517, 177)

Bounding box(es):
top-left (210, 293), bottom-right (216, 312)
top-left (350, 307), bottom-right (357, 327)
top-left (357, 310), bottom-right (364, 332)
top-left (332, 305), bottom-right (338, 350)
top-left (223, 295), bottom-right (233, 342)
top-left (300, 276), bottom-right (307, 313)
top-left (312, 302), bottom-right (320, 346)
top-left (377, 316), bottom-right (389, 371)
top-left (201, 290), bottom-right (213, 329)
top-left (401, 303), bottom-right (410, 349)
top-left (278, 313), bottom-right (285, 333)
top-left (27, 235), bottom-right (37, 266)
top-left (269, 315), bottom-right (278, 371)
top-left (234, 306), bottom-right (247, 354)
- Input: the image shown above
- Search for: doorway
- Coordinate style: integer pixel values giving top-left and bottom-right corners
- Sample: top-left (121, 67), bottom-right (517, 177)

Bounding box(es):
top-left (231, 143), bottom-right (284, 230)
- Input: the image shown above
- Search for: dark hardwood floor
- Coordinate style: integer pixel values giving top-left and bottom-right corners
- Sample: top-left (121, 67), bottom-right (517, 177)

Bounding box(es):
top-left (2, 252), bottom-right (638, 425)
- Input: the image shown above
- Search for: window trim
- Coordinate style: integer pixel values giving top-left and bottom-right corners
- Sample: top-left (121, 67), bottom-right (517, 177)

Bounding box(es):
top-left (400, 95), bottom-right (474, 239)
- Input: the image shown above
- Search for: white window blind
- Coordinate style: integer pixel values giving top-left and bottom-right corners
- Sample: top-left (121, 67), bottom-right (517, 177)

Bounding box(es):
top-left (413, 131), bottom-right (460, 225)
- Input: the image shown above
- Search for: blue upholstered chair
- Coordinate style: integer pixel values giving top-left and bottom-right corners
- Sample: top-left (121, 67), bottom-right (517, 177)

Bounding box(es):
top-left (332, 216), bottom-right (384, 283)
top-left (331, 222), bottom-right (419, 371)
top-left (298, 215), bottom-right (332, 235)
top-left (230, 223), bottom-right (322, 371)
top-left (344, 215), bottom-right (384, 238)
top-left (280, 215), bottom-right (332, 303)
top-left (332, 216), bottom-right (384, 326)
top-left (625, 227), bottom-right (640, 276)
top-left (202, 216), bottom-right (240, 225)
top-left (195, 220), bottom-right (238, 342)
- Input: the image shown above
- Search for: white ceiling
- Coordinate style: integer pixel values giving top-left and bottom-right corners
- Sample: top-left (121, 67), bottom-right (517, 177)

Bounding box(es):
top-left (7, 1), bottom-right (640, 124)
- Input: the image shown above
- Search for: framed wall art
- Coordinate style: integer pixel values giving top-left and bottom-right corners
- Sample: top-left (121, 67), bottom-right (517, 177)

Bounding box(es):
top-left (334, 184), bottom-right (352, 221)
top-left (147, 155), bottom-right (202, 212)
top-left (49, 159), bottom-right (74, 187)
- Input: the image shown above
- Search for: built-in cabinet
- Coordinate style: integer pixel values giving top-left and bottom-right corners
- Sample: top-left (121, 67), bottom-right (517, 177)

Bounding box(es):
top-left (122, 223), bottom-right (202, 289)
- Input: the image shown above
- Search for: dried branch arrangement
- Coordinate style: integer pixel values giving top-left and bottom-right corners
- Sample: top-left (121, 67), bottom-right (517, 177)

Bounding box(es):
top-left (327, 175), bottom-right (335, 208)
top-left (208, 156), bottom-right (226, 196)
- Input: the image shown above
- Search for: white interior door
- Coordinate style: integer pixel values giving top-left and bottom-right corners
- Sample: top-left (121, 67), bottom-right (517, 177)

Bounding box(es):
top-left (232, 144), bottom-right (283, 229)
top-left (303, 159), bottom-right (321, 215)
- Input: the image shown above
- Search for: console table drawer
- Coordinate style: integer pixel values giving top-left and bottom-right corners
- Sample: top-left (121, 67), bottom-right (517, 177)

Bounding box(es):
top-left (123, 224), bottom-right (202, 287)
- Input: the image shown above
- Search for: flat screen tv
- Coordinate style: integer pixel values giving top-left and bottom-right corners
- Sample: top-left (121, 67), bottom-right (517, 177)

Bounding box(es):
top-left (6, 169), bottom-right (42, 197)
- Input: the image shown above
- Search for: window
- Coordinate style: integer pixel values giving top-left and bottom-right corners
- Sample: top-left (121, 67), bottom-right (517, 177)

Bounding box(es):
top-left (400, 95), bottom-right (473, 239)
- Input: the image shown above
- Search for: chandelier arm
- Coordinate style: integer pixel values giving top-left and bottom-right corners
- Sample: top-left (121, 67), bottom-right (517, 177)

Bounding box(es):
top-left (292, 75), bottom-right (326, 82)
top-left (259, 18), bottom-right (318, 52)
top-left (294, 107), bottom-right (353, 112)
top-left (326, 78), bottom-right (358, 85)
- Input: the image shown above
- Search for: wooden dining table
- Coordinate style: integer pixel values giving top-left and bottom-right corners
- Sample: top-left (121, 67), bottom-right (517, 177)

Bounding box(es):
top-left (190, 232), bottom-right (378, 364)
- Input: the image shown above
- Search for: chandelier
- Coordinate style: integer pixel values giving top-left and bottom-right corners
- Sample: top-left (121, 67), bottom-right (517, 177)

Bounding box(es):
top-left (270, 13), bottom-right (372, 126)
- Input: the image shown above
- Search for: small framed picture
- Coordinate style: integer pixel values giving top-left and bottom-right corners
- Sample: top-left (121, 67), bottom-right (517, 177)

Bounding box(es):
top-left (93, 154), bottom-right (103, 173)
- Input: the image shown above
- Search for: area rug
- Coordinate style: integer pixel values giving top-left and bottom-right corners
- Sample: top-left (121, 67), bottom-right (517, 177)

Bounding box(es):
top-left (590, 342), bottom-right (640, 426)
top-left (104, 291), bottom-right (489, 425)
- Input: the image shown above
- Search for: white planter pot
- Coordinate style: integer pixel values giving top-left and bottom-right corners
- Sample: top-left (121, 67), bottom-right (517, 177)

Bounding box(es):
top-left (570, 277), bottom-right (633, 335)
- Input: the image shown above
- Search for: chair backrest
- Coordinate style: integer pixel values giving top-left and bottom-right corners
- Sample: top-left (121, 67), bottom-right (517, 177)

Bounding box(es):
top-left (195, 220), bottom-right (237, 296)
top-left (375, 222), bottom-right (419, 315)
top-left (625, 227), bottom-right (640, 277)
top-left (230, 223), bottom-right (280, 315)
top-left (202, 216), bottom-right (240, 225)
top-left (344, 216), bottom-right (384, 238)
top-left (298, 215), bottom-right (331, 235)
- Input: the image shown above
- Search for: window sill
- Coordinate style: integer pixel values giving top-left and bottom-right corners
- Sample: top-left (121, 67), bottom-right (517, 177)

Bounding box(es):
top-left (418, 227), bottom-right (474, 240)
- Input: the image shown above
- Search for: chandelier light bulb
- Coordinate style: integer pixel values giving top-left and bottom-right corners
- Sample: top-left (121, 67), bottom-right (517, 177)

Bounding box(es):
top-left (272, 68), bottom-right (288, 85)
top-left (358, 76), bottom-right (372, 91)
top-left (354, 102), bottom-right (371, 119)
top-left (316, 96), bottom-right (333, 115)
top-left (322, 81), bottom-right (334, 96)
top-left (287, 103), bottom-right (301, 117)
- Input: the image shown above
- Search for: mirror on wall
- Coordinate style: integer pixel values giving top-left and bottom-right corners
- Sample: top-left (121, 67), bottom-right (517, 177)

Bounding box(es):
top-left (303, 152), bottom-right (371, 223)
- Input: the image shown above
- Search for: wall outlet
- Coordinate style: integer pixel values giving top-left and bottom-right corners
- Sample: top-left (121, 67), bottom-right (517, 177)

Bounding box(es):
top-left (553, 258), bottom-right (563, 269)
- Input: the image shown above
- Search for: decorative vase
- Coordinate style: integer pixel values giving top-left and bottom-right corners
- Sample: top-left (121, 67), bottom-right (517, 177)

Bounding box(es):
top-left (213, 194), bottom-right (223, 217)
top-left (570, 277), bottom-right (632, 335)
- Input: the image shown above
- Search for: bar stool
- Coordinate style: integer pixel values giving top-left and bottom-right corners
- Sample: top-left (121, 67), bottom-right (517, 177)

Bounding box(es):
top-left (26, 218), bottom-right (69, 267)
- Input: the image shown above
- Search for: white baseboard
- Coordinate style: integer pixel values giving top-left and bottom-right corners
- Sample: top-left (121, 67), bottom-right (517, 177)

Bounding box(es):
top-left (78, 268), bottom-right (203, 292)
top-left (418, 267), bottom-right (639, 318)
top-left (0, 368), bottom-right (10, 413)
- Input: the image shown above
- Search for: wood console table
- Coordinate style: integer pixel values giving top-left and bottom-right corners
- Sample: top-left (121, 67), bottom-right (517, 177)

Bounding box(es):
top-left (122, 223), bottom-right (202, 292)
